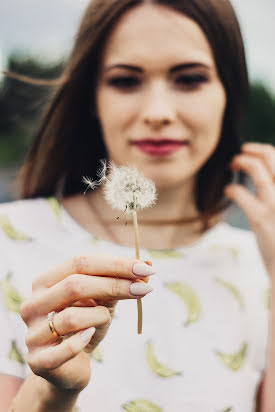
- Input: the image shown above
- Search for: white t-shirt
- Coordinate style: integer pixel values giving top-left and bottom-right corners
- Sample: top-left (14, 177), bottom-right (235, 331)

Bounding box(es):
top-left (0, 197), bottom-right (271, 412)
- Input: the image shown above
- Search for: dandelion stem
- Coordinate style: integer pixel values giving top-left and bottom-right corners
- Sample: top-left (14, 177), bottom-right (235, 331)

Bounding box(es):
top-left (132, 209), bottom-right (143, 334)
top-left (132, 209), bottom-right (140, 260)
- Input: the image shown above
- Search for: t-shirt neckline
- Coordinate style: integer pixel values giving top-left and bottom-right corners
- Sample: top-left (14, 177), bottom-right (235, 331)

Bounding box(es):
top-left (54, 197), bottom-right (226, 253)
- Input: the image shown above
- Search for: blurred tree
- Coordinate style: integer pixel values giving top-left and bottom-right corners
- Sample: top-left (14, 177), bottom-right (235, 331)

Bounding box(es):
top-left (0, 53), bottom-right (64, 166)
top-left (246, 82), bottom-right (275, 145)
top-left (0, 53), bottom-right (274, 167)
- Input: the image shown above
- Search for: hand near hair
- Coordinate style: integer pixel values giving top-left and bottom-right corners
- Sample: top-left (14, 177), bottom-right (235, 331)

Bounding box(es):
top-left (225, 142), bottom-right (275, 276)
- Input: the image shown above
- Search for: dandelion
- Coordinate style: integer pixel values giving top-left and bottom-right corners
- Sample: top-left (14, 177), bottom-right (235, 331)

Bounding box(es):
top-left (83, 160), bottom-right (157, 334)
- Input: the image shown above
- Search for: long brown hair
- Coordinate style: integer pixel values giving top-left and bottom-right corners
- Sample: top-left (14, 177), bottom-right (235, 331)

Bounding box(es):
top-left (18, 0), bottom-right (249, 225)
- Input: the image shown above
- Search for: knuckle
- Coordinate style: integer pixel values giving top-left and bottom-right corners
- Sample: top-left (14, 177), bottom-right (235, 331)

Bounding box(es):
top-left (71, 254), bottom-right (89, 274)
top-left (111, 277), bottom-right (122, 298)
top-left (25, 330), bottom-right (34, 348)
top-left (20, 298), bottom-right (34, 322)
top-left (27, 353), bottom-right (39, 373)
top-left (63, 275), bottom-right (82, 299)
top-left (250, 210), bottom-right (265, 227)
top-left (112, 256), bottom-right (124, 274)
top-left (98, 306), bottom-right (111, 325)
top-left (39, 356), bottom-right (56, 371)
top-left (65, 340), bottom-right (78, 359)
top-left (264, 144), bottom-right (274, 152)
top-left (62, 307), bottom-right (77, 330)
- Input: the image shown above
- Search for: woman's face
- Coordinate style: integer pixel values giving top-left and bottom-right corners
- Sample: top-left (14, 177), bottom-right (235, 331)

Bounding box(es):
top-left (95, 4), bottom-right (226, 190)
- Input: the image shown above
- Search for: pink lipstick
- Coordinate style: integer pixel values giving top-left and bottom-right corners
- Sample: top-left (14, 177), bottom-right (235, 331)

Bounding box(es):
top-left (131, 139), bottom-right (189, 156)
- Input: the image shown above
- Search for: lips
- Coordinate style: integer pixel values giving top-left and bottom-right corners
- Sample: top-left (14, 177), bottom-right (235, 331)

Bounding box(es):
top-left (131, 138), bottom-right (189, 156)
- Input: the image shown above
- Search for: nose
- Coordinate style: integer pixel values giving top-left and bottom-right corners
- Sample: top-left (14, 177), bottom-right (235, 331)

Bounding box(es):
top-left (142, 81), bottom-right (176, 128)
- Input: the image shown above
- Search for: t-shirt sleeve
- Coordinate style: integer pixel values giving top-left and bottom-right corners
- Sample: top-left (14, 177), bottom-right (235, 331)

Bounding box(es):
top-left (0, 249), bottom-right (28, 380)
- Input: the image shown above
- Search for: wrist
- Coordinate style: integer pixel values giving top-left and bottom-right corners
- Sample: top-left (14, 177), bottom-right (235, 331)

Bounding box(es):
top-left (17, 373), bottom-right (81, 412)
top-left (37, 374), bottom-right (80, 406)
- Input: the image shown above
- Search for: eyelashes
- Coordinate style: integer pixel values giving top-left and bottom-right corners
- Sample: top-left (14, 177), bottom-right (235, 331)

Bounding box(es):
top-left (106, 74), bottom-right (209, 90)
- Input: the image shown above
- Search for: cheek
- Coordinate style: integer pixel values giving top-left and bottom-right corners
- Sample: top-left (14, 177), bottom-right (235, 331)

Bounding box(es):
top-left (189, 85), bottom-right (226, 147)
top-left (96, 89), bottom-right (138, 135)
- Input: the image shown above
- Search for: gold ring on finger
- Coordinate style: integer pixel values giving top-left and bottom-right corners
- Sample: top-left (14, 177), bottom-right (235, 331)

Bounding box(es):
top-left (47, 311), bottom-right (61, 338)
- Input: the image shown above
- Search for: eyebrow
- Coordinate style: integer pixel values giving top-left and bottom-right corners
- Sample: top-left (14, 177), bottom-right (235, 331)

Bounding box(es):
top-left (103, 62), bottom-right (211, 73)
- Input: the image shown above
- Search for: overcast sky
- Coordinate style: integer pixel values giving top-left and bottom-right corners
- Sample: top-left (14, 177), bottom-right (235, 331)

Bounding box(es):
top-left (0, 0), bottom-right (274, 93)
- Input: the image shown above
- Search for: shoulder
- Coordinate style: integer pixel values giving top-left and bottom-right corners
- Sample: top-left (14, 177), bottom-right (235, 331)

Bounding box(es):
top-left (0, 197), bottom-right (47, 219)
top-left (215, 221), bottom-right (256, 243)
top-left (213, 221), bottom-right (270, 284)
top-left (0, 197), bottom-right (62, 243)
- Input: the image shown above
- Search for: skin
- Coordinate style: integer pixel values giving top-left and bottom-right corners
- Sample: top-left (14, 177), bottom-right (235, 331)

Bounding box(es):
top-left (94, 3), bottom-right (226, 213)
top-left (3, 4), bottom-right (275, 410)
top-left (63, 3), bottom-right (227, 249)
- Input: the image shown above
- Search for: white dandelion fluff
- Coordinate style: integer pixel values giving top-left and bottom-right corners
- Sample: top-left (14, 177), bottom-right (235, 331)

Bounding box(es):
top-left (104, 162), bottom-right (157, 214)
top-left (83, 160), bottom-right (157, 214)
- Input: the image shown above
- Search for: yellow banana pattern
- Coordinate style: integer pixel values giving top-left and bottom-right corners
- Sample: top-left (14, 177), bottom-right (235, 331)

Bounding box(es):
top-left (122, 399), bottom-right (164, 412)
top-left (165, 282), bottom-right (201, 326)
top-left (145, 341), bottom-right (182, 378)
top-left (215, 343), bottom-right (247, 371)
top-left (90, 345), bottom-right (103, 362)
top-left (90, 237), bottom-right (98, 246)
top-left (210, 244), bottom-right (239, 260)
top-left (148, 249), bottom-right (183, 259)
top-left (46, 197), bottom-right (61, 221)
top-left (264, 288), bottom-right (271, 310)
top-left (1, 272), bottom-right (25, 313)
top-left (215, 277), bottom-right (244, 309)
top-left (219, 408), bottom-right (232, 412)
top-left (0, 214), bottom-right (32, 241)
top-left (9, 340), bottom-right (25, 364)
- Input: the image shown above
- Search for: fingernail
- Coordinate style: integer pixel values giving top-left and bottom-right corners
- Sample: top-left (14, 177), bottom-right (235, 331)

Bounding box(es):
top-left (130, 282), bottom-right (154, 296)
top-left (132, 262), bottom-right (156, 277)
top-left (80, 327), bottom-right (96, 342)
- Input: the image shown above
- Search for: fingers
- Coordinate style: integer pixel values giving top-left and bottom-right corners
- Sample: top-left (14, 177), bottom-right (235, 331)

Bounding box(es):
top-left (22, 274), bottom-right (154, 319)
top-left (25, 306), bottom-right (111, 347)
top-left (241, 143), bottom-right (275, 178)
top-left (224, 184), bottom-right (264, 225)
top-left (230, 152), bottom-right (274, 199)
top-left (33, 253), bottom-right (156, 290)
top-left (28, 326), bottom-right (96, 375)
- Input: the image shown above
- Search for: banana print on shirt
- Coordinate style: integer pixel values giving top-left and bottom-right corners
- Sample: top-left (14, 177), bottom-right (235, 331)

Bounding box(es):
top-left (122, 399), bottom-right (164, 412)
top-left (263, 288), bottom-right (271, 310)
top-left (0, 214), bottom-right (32, 241)
top-left (145, 341), bottom-right (182, 378)
top-left (214, 277), bottom-right (244, 310)
top-left (165, 282), bottom-right (201, 326)
top-left (148, 249), bottom-right (183, 259)
top-left (215, 343), bottom-right (247, 371)
top-left (90, 345), bottom-right (103, 362)
top-left (9, 340), bottom-right (25, 364)
top-left (46, 197), bottom-right (62, 221)
top-left (0, 272), bottom-right (25, 313)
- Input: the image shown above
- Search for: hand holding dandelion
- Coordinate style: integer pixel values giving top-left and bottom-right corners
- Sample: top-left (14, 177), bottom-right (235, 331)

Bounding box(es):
top-left (83, 161), bottom-right (157, 333)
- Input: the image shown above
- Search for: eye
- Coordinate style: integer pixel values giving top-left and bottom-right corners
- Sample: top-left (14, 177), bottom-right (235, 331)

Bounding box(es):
top-left (175, 74), bottom-right (208, 89)
top-left (107, 76), bottom-right (140, 89)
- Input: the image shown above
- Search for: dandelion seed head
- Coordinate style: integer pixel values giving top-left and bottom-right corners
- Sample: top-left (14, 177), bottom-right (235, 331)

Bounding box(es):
top-left (82, 176), bottom-right (98, 193)
top-left (82, 161), bottom-right (157, 213)
top-left (103, 162), bottom-right (157, 213)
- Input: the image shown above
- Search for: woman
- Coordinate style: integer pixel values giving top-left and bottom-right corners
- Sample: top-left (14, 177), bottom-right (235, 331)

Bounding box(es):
top-left (0, 0), bottom-right (274, 410)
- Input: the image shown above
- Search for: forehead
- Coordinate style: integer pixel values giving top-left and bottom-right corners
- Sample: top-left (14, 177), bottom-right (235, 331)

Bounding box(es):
top-left (101, 4), bottom-right (215, 69)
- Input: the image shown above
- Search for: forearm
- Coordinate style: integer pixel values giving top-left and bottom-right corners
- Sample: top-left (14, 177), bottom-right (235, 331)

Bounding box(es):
top-left (260, 269), bottom-right (275, 412)
top-left (9, 372), bottom-right (80, 412)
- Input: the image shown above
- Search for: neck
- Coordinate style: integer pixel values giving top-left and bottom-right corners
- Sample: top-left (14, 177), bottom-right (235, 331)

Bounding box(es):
top-left (89, 179), bottom-right (199, 223)
top-left (61, 179), bottom-right (222, 250)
